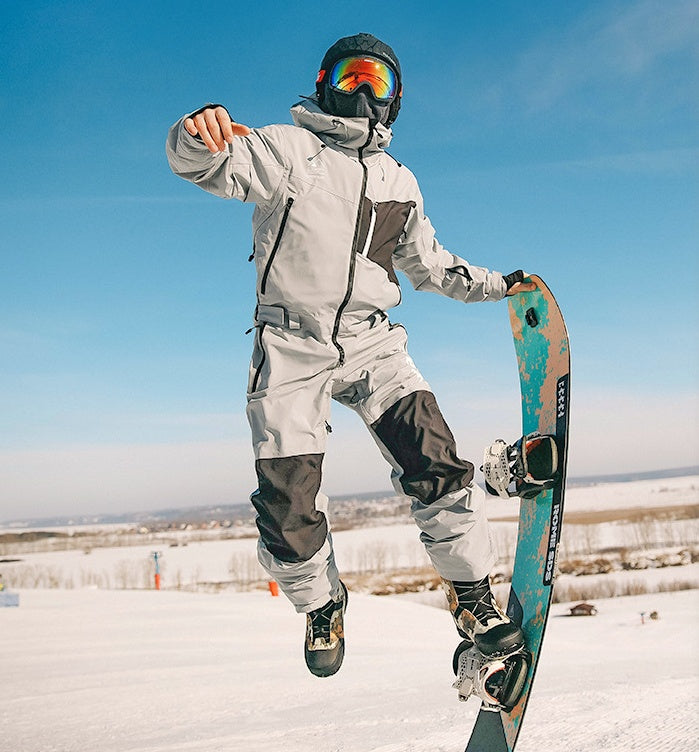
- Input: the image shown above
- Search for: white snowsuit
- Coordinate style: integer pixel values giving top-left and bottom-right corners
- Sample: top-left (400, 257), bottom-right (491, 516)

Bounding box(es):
top-left (166, 99), bottom-right (505, 611)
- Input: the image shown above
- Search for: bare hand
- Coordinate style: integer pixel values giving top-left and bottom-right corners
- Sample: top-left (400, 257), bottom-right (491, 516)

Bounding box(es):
top-left (184, 106), bottom-right (251, 153)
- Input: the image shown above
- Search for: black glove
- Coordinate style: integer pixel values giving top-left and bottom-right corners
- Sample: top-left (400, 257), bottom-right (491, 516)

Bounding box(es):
top-left (503, 270), bottom-right (524, 291)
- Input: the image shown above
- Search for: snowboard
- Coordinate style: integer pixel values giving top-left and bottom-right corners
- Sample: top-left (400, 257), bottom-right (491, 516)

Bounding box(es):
top-left (464, 275), bottom-right (570, 752)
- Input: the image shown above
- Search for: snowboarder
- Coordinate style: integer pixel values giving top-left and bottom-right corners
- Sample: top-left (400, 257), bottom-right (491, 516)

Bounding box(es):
top-left (166, 32), bottom-right (535, 679)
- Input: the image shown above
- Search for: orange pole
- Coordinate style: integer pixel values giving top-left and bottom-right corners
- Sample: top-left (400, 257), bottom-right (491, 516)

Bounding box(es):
top-left (152, 551), bottom-right (162, 590)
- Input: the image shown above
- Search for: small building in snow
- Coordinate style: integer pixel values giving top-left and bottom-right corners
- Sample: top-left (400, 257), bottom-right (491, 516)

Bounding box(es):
top-left (569, 602), bottom-right (597, 616)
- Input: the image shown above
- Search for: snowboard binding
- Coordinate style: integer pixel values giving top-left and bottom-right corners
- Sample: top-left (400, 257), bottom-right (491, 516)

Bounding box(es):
top-left (452, 639), bottom-right (531, 712)
top-left (482, 432), bottom-right (560, 500)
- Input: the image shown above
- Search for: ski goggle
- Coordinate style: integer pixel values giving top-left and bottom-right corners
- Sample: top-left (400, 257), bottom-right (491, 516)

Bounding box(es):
top-left (323, 56), bottom-right (399, 102)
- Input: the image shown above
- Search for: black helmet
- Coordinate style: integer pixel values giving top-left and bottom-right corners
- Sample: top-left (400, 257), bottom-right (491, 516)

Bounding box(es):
top-left (316, 33), bottom-right (402, 126)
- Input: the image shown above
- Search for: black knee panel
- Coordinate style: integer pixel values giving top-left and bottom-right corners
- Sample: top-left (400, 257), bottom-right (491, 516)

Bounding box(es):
top-left (251, 454), bottom-right (328, 562)
top-left (371, 390), bottom-right (474, 504)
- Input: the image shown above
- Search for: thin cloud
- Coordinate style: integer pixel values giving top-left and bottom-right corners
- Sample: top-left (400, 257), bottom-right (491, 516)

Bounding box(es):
top-left (1, 385), bottom-right (697, 521)
top-left (0, 440), bottom-right (256, 520)
top-left (530, 146), bottom-right (699, 175)
top-left (514, 0), bottom-right (699, 111)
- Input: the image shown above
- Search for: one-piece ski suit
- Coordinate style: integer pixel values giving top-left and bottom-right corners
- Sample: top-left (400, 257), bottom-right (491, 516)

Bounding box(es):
top-left (166, 98), bottom-right (507, 611)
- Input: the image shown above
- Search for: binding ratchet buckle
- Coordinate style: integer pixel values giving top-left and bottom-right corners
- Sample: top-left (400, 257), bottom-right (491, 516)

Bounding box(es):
top-left (482, 432), bottom-right (560, 500)
top-left (452, 641), bottom-right (531, 712)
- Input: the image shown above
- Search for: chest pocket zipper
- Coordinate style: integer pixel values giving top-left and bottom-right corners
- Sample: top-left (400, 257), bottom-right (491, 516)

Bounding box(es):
top-left (260, 196), bottom-right (294, 294)
top-left (360, 202), bottom-right (377, 257)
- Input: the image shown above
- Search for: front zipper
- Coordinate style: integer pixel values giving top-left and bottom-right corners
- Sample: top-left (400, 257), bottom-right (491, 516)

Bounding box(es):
top-left (332, 126), bottom-right (375, 365)
top-left (259, 196), bottom-right (294, 295)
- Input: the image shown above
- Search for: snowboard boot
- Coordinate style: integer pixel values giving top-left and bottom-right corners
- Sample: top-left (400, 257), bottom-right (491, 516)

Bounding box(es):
top-left (482, 433), bottom-right (560, 499)
top-left (443, 576), bottom-right (525, 658)
top-left (304, 581), bottom-right (348, 678)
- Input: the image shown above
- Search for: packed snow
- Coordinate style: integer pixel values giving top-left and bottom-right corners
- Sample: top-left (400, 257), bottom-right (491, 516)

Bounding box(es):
top-left (1, 474), bottom-right (697, 751)
top-left (2, 587), bottom-right (697, 752)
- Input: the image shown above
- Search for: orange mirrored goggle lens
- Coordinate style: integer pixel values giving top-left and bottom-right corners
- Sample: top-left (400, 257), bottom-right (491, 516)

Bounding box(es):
top-left (327, 56), bottom-right (398, 101)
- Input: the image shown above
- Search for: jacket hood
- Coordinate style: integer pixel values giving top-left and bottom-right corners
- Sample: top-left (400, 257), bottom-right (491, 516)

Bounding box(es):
top-left (291, 98), bottom-right (393, 155)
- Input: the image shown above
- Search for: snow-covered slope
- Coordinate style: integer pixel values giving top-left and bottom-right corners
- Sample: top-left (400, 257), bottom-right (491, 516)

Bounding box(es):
top-left (488, 474), bottom-right (699, 519)
top-left (2, 587), bottom-right (697, 752)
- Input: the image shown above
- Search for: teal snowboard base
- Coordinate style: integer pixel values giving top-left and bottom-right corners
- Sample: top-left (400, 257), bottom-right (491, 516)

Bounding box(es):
top-left (465, 275), bottom-right (570, 752)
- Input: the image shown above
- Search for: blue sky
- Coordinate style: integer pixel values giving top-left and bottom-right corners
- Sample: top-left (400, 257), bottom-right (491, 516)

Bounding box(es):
top-left (1, 0), bottom-right (697, 519)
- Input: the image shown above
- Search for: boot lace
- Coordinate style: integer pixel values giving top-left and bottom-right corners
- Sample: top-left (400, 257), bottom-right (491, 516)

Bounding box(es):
top-left (308, 599), bottom-right (336, 642)
top-left (452, 576), bottom-right (501, 625)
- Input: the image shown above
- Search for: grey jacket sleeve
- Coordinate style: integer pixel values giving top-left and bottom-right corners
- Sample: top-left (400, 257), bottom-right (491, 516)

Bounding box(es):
top-left (165, 113), bottom-right (288, 205)
top-left (393, 178), bottom-right (507, 304)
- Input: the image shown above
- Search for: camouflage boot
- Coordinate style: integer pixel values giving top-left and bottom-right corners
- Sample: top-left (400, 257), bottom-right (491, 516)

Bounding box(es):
top-left (304, 581), bottom-right (348, 677)
top-left (443, 576), bottom-right (525, 658)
